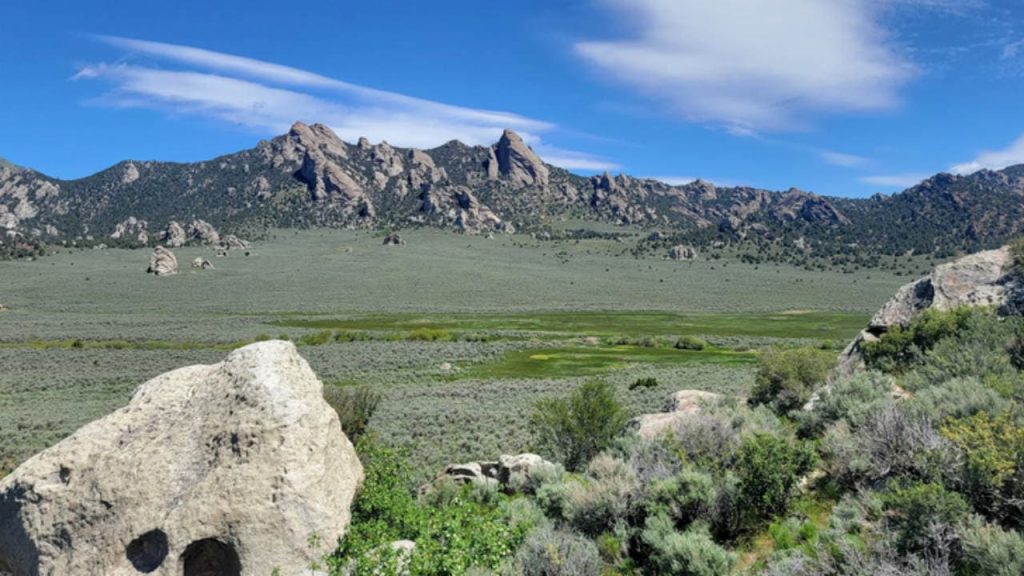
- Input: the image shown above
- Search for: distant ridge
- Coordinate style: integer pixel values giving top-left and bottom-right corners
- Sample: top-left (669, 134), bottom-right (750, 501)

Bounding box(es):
top-left (2, 121), bottom-right (1023, 263)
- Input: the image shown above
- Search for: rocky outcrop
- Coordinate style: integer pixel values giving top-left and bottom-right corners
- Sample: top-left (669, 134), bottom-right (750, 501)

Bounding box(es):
top-left (837, 247), bottom-right (1017, 376)
top-left (160, 221), bottom-right (186, 248)
top-left (492, 129), bottom-right (549, 187)
top-left (217, 234), bottom-right (251, 251)
top-left (426, 454), bottom-right (559, 495)
top-left (147, 246), bottom-right (178, 276)
top-left (0, 341), bottom-right (363, 575)
top-left (628, 390), bottom-right (722, 441)
top-left (109, 216), bottom-right (149, 245)
top-left (186, 219), bottom-right (220, 245)
top-left (191, 256), bottom-right (214, 270)
top-left (670, 245), bottom-right (698, 261)
top-left (283, 122), bottom-right (375, 219)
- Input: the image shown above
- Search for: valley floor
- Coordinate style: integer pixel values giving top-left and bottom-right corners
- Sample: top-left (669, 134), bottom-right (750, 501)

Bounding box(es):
top-left (0, 228), bottom-right (908, 477)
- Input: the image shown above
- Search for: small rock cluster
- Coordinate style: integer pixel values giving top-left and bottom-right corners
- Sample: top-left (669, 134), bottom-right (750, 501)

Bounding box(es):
top-left (627, 390), bottom-right (722, 441)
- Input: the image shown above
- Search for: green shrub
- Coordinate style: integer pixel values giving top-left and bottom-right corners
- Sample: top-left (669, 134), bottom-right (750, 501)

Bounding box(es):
top-left (640, 515), bottom-right (736, 576)
top-left (882, 482), bottom-right (971, 557)
top-left (675, 336), bottom-right (707, 351)
top-left (512, 527), bottom-right (602, 576)
top-left (908, 377), bottom-right (1011, 422)
top-left (563, 455), bottom-right (640, 536)
top-left (530, 380), bottom-right (629, 472)
top-left (941, 412), bottom-right (1024, 525)
top-left (862, 307), bottom-right (977, 373)
top-left (323, 385), bottom-right (383, 443)
top-left (796, 371), bottom-right (891, 437)
top-left (406, 327), bottom-right (451, 341)
top-left (750, 347), bottom-right (835, 415)
top-left (644, 468), bottom-right (716, 529)
top-left (629, 376), bottom-right (658, 391)
top-left (958, 519), bottom-right (1024, 576)
top-left (735, 433), bottom-right (815, 522)
top-left (299, 330), bottom-right (334, 346)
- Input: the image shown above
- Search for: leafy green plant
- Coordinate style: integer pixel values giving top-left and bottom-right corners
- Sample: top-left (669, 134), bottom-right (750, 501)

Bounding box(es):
top-left (629, 376), bottom-right (658, 390)
top-left (529, 380), bottom-right (629, 472)
top-left (323, 385), bottom-right (382, 443)
top-left (750, 347), bottom-right (834, 415)
top-left (675, 336), bottom-right (708, 351)
top-left (735, 433), bottom-right (815, 522)
top-left (882, 482), bottom-right (971, 557)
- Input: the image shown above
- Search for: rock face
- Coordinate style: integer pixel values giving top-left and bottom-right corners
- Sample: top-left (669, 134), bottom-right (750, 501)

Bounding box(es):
top-left (146, 246), bottom-right (178, 276)
top-left (186, 219), bottom-right (220, 245)
top-left (837, 247), bottom-right (1017, 376)
top-left (670, 245), bottom-right (698, 261)
top-left (628, 390), bottom-right (722, 441)
top-left (0, 341), bottom-right (363, 576)
top-left (492, 130), bottom-right (549, 187)
top-left (160, 221), bottom-right (186, 248)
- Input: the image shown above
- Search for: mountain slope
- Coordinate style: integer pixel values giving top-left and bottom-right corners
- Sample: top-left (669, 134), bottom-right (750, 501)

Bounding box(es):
top-left (2, 121), bottom-right (1023, 262)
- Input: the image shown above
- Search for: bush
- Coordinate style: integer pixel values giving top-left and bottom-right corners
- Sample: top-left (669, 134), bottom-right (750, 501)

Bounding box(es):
top-left (882, 482), bottom-right (971, 557)
top-left (750, 347), bottom-right (835, 415)
top-left (406, 327), bottom-right (451, 341)
top-left (299, 330), bottom-right (334, 346)
top-left (644, 468), bottom-right (716, 529)
top-left (667, 401), bottom-right (782, 472)
top-left (734, 433), bottom-right (815, 522)
top-left (323, 385), bottom-right (382, 443)
top-left (530, 380), bottom-right (629, 471)
top-left (958, 519), bottom-right (1024, 576)
top-left (795, 371), bottom-right (891, 437)
top-left (908, 377), bottom-right (1011, 422)
top-left (862, 307), bottom-right (979, 373)
top-left (563, 455), bottom-right (640, 536)
top-left (512, 527), bottom-right (602, 576)
top-left (640, 515), bottom-right (736, 576)
top-left (629, 376), bottom-right (658, 391)
top-left (941, 412), bottom-right (1024, 525)
top-left (675, 336), bottom-right (707, 351)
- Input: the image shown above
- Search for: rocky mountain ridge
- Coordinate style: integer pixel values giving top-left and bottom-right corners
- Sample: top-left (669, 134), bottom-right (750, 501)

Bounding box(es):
top-left (3, 122), bottom-right (1024, 260)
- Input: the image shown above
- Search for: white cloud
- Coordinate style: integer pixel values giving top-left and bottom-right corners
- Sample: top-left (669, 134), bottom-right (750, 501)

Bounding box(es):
top-left (647, 176), bottom-right (698, 186)
top-left (75, 36), bottom-right (615, 170)
top-left (859, 173), bottom-right (929, 188)
top-left (1003, 39), bottom-right (1024, 60)
top-left (821, 150), bottom-right (870, 167)
top-left (950, 134), bottom-right (1024, 174)
top-left (576, 0), bottom-right (916, 132)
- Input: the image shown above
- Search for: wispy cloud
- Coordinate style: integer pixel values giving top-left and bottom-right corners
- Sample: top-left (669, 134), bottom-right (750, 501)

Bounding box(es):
top-left (1003, 39), bottom-right (1024, 60)
top-left (821, 150), bottom-right (870, 168)
top-left (859, 173), bottom-right (929, 189)
top-left (950, 134), bottom-right (1024, 174)
top-left (75, 35), bottom-right (619, 171)
top-left (576, 0), bottom-right (917, 133)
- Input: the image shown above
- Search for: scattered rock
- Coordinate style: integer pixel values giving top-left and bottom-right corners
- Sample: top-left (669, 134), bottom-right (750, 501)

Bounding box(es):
top-left (147, 246), bottom-right (179, 276)
top-left (628, 390), bottom-right (722, 441)
top-left (0, 341), bottom-right (363, 575)
top-left (670, 245), bottom-right (698, 261)
top-left (382, 232), bottom-right (406, 246)
top-left (218, 234), bottom-right (251, 251)
top-left (0, 304), bottom-right (7, 312)
top-left (109, 216), bottom-right (148, 245)
top-left (191, 257), bottom-right (214, 270)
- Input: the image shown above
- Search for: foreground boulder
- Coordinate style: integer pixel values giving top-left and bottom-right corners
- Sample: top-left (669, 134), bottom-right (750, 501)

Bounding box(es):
top-left (146, 245), bottom-right (178, 276)
top-left (837, 247), bottom-right (1019, 376)
top-left (426, 453), bottom-right (559, 495)
top-left (628, 390), bottom-right (722, 441)
top-left (191, 256), bottom-right (214, 270)
top-left (0, 341), bottom-right (363, 575)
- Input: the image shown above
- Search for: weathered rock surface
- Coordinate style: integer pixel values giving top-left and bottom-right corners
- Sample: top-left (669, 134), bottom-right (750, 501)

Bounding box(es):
top-left (146, 246), bottom-right (178, 276)
top-left (426, 453), bottom-right (559, 494)
top-left (0, 341), bottom-right (363, 576)
top-left (217, 234), bottom-right (251, 251)
top-left (191, 256), bottom-right (214, 270)
top-left (837, 247), bottom-right (1017, 376)
top-left (382, 232), bottom-right (405, 246)
top-left (186, 219), bottom-right (220, 245)
top-left (160, 221), bottom-right (186, 248)
top-left (109, 217), bottom-right (148, 245)
top-left (628, 390), bottom-right (722, 441)
top-left (492, 129), bottom-right (549, 187)
top-left (670, 245), bottom-right (698, 261)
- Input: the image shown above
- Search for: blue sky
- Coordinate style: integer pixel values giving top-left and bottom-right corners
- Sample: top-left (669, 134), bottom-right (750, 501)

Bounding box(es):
top-left (2, 0), bottom-right (1024, 197)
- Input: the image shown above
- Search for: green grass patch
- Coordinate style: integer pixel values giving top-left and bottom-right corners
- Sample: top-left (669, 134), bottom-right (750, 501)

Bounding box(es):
top-left (458, 344), bottom-right (757, 379)
top-left (270, 310), bottom-right (867, 342)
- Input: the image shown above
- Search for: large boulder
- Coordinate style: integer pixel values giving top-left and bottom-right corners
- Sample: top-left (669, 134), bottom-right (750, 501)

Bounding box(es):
top-left (628, 390), bottom-right (722, 441)
top-left (146, 246), bottom-right (178, 277)
top-left (491, 129), bottom-right (549, 188)
top-left (0, 341), bottom-right (363, 575)
top-left (160, 221), bottom-right (186, 248)
top-left (837, 247), bottom-right (1017, 376)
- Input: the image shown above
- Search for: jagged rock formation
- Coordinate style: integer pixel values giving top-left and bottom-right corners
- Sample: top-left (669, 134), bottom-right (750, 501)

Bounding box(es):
top-left (147, 246), bottom-right (178, 276)
top-left (186, 219), bottom-right (220, 245)
top-left (109, 216), bottom-right (149, 245)
top-left (4, 122), bottom-right (1024, 259)
top-left (0, 341), bottom-right (363, 575)
top-left (627, 390), bottom-right (722, 441)
top-left (837, 246), bottom-right (1019, 376)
